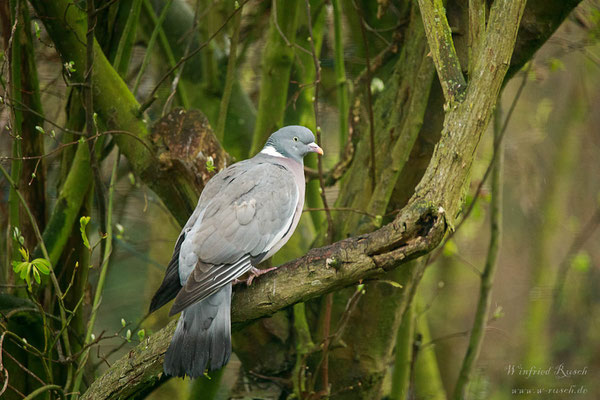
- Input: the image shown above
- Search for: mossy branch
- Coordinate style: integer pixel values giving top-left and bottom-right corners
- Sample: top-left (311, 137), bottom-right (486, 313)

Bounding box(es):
top-left (417, 0), bottom-right (467, 102)
top-left (412, 0), bottom-right (527, 224)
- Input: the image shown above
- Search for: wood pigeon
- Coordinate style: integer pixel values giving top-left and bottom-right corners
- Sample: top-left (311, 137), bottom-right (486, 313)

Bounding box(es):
top-left (149, 125), bottom-right (323, 378)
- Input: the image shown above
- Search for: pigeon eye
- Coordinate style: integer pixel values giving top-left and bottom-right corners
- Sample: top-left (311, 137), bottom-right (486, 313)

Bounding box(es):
top-left (293, 136), bottom-right (299, 142)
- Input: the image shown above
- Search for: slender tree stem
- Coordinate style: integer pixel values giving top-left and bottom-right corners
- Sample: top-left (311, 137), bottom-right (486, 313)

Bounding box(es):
top-left (216, 4), bottom-right (243, 142)
top-left (8, 0), bottom-right (23, 264)
top-left (417, 0), bottom-right (467, 102)
top-left (139, 0), bottom-right (188, 107)
top-left (331, 0), bottom-right (349, 150)
top-left (353, 0), bottom-right (376, 191)
top-left (468, 0), bottom-right (486, 77)
top-left (305, 0), bottom-right (333, 242)
top-left (71, 152), bottom-right (119, 398)
top-left (453, 105), bottom-right (504, 400)
top-left (22, 384), bottom-right (66, 400)
top-left (133, 0), bottom-right (173, 95)
top-left (390, 300), bottom-right (415, 400)
top-left (0, 163), bottom-right (73, 391)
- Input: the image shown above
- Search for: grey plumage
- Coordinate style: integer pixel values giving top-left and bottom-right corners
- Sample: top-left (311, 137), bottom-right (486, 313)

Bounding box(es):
top-left (163, 285), bottom-right (232, 377)
top-left (150, 126), bottom-right (322, 378)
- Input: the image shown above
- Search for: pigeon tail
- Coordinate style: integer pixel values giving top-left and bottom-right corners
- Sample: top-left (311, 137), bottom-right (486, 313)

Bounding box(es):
top-left (163, 284), bottom-right (232, 378)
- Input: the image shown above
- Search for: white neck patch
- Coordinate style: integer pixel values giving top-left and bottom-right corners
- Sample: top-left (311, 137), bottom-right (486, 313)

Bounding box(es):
top-left (260, 145), bottom-right (285, 158)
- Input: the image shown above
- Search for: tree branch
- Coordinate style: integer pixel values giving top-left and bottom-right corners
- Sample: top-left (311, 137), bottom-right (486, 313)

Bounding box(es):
top-left (81, 202), bottom-right (446, 400)
top-left (417, 0), bottom-right (467, 102)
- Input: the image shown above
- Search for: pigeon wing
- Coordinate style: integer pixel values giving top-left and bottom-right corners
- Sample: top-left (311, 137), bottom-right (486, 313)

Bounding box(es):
top-left (170, 161), bottom-right (299, 315)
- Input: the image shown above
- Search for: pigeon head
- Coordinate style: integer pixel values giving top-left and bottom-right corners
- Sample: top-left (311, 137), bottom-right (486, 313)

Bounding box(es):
top-left (260, 125), bottom-right (323, 163)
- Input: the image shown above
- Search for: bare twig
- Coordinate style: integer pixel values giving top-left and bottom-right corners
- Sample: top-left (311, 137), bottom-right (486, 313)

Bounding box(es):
top-left (133, 0), bottom-right (174, 95)
top-left (161, 0), bottom-right (201, 116)
top-left (139, 0), bottom-right (249, 113)
top-left (303, 207), bottom-right (378, 219)
top-left (1, 336), bottom-right (47, 387)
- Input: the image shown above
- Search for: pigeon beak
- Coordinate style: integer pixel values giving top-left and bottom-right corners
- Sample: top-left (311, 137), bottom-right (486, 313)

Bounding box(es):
top-left (307, 142), bottom-right (324, 155)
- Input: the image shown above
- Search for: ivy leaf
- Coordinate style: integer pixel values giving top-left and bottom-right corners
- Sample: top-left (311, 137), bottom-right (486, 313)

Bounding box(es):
top-left (80, 216), bottom-right (91, 249)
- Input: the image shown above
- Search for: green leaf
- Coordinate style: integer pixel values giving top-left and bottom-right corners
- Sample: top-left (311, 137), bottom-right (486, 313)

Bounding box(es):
top-left (18, 247), bottom-right (29, 262)
top-left (32, 258), bottom-right (51, 275)
top-left (32, 268), bottom-right (41, 284)
top-left (34, 21), bottom-right (41, 39)
top-left (80, 216), bottom-right (91, 249)
top-left (206, 156), bottom-right (216, 173)
top-left (25, 264), bottom-right (33, 288)
top-left (137, 329), bottom-right (146, 341)
top-left (375, 279), bottom-right (403, 289)
top-left (13, 261), bottom-right (28, 274)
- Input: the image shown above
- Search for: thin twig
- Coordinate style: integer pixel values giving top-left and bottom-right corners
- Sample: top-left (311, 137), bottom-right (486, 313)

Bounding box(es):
top-left (139, 0), bottom-right (249, 112)
top-left (71, 151), bottom-right (119, 396)
top-left (83, 0), bottom-right (108, 286)
top-left (161, 0), bottom-right (201, 116)
top-left (0, 164), bottom-right (73, 387)
top-left (133, 0), bottom-right (174, 96)
top-left (1, 336), bottom-right (47, 386)
top-left (22, 384), bottom-right (66, 400)
top-left (272, 0), bottom-right (312, 57)
top-left (303, 207), bottom-right (378, 219)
